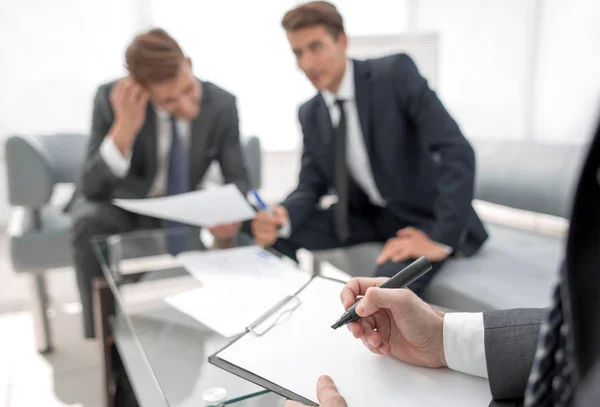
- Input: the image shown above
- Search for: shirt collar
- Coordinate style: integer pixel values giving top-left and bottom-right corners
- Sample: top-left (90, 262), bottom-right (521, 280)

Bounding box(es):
top-left (321, 59), bottom-right (354, 107)
top-left (154, 105), bottom-right (171, 120)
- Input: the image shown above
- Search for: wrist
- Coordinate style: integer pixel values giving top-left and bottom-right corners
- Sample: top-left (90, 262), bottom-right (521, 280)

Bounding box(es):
top-left (109, 121), bottom-right (137, 156)
top-left (437, 312), bottom-right (448, 368)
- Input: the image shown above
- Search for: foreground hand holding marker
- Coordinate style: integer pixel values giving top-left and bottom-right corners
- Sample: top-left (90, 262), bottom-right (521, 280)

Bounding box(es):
top-left (331, 256), bottom-right (432, 329)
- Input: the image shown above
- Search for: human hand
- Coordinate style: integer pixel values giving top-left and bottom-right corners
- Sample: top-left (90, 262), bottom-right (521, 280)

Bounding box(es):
top-left (340, 277), bottom-right (446, 368)
top-left (284, 376), bottom-right (347, 407)
top-left (376, 227), bottom-right (450, 265)
top-left (251, 205), bottom-right (289, 246)
top-left (208, 222), bottom-right (242, 239)
top-left (109, 77), bottom-right (149, 156)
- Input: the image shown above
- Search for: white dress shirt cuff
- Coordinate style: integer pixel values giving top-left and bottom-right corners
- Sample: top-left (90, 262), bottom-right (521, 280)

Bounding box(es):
top-left (100, 137), bottom-right (131, 178)
top-left (443, 312), bottom-right (488, 378)
top-left (278, 218), bottom-right (292, 239)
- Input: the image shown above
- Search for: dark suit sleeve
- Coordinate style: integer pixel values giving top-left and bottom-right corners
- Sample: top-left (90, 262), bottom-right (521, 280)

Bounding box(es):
top-left (484, 308), bottom-right (545, 400)
top-left (216, 99), bottom-right (250, 196)
top-left (281, 105), bottom-right (329, 232)
top-left (392, 54), bottom-right (476, 249)
top-left (79, 85), bottom-right (148, 200)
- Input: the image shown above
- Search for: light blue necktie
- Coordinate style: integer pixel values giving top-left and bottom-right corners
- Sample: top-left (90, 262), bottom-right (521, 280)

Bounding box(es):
top-left (165, 116), bottom-right (190, 255)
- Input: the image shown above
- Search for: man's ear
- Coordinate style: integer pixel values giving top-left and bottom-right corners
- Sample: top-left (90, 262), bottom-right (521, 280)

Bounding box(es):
top-left (338, 32), bottom-right (348, 51)
top-left (186, 57), bottom-right (192, 69)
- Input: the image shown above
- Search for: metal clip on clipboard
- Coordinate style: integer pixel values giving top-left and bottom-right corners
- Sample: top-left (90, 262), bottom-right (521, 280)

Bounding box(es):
top-left (247, 295), bottom-right (302, 337)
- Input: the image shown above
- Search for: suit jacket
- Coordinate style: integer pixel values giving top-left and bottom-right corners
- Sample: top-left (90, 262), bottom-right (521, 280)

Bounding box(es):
top-left (75, 79), bottom-right (249, 202)
top-left (483, 117), bottom-right (600, 405)
top-left (282, 54), bottom-right (488, 255)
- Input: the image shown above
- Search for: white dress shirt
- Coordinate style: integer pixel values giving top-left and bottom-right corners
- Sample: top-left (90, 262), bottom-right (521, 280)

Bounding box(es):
top-left (321, 60), bottom-right (387, 207)
top-left (319, 60), bottom-right (453, 253)
top-left (443, 312), bottom-right (488, 378)
top-left (99, 106), bottom-right (191, 197)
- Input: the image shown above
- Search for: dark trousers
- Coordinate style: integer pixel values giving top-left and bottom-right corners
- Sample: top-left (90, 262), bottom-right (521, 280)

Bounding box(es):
top-left (70, 198), bottom-right (161, 339)
top-left (272, 204), bottom-right (445, 295)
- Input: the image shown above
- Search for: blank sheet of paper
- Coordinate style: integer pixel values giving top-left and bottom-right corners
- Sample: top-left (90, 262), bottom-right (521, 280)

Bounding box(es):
top-left (112, 184), bottom-right (255, 227)
top-left (164, 246), bottom-right (312, 338)
top-left (217, 277), bottom-right (492, 406)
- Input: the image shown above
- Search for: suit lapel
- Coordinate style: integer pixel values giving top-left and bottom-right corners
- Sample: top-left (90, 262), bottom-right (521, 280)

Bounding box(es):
top-left (137, 103), bottom-right (157, 195)
top-left (353, 59), bottom-right (374, 157)
top-left (315, 96), bottom-right (335, 177)
top-left (190, 80), bottom-right (213, 185)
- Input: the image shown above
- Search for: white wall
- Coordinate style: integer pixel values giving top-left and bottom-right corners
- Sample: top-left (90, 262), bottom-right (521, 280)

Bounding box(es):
top-left (532, 0), bottom-right (600, 143)
top-left (1, 0), bottom-right (599, 227)
top-left (0, 0), bottom-right (147, 226)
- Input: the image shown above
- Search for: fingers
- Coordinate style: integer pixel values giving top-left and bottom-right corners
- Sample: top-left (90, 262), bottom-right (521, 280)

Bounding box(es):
top-left (251, 212), bottom-right (279, 246)
top-left (376, 238), bottom-right (405, 265)
top-left (357, 286), bottom-right (409, 317)
top-left (340, 277), bottom-right (389, 309)
top-left (316, 376), bottom-right (347, 407)
top-left (396, 226), bottom-right (419, 237)
top-left (209, 223), bottom-right (241, 239)
top-left (391, 248), bottom-right (411, 263)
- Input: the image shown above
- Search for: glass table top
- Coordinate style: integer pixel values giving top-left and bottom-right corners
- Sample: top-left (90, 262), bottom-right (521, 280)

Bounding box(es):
top-left (91, 227), bottom-right (310, 407)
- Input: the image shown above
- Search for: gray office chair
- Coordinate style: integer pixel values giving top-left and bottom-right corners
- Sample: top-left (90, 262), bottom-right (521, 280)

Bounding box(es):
top-left (4, 133), bottom-right (262, 353)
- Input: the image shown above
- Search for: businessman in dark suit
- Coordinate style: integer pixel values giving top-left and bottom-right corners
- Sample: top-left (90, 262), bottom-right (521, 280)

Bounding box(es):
top-left (286, 113), bottom-right (600, 407)
top-left (71, 28), bottom-right (249, 338)
top-left (252, 1), bottom-right (487, 293)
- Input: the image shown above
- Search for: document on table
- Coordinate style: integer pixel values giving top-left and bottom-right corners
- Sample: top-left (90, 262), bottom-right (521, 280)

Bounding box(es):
top-left (112, 184), bottom-right (255, 227)
top-left (211, 277), bottom-right (492, 406)
top-left (164, 246), bottom-right (312, 338)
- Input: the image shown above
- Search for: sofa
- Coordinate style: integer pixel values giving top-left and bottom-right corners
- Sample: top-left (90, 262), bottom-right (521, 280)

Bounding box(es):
top-left (314, 139), bottom-right (586, 311)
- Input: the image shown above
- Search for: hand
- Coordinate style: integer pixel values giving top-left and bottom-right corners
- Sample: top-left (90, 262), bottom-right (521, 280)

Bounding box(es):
top-left (284, 376), bottom-right (347, 407)
top-left (251, 205), bottom-right (289, 247)
top-left (208, 222), bottom-right (242, 239)
top-left (376, 227), bottom-right (450, 265)
top-left (109, 77), bottom-right (149, 156)
top-left (341, 277), bottom-right (446, 368)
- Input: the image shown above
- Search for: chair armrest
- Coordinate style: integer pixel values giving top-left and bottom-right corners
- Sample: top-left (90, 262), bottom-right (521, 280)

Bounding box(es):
top-left (244, 135), bottom-right (262, 191)
top-left (5, 135), bottom-right (55, 207)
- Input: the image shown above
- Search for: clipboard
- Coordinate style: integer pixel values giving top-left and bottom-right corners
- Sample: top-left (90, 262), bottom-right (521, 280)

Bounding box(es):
top-left (209, 276), bottom-right (492, 406)
top-left (208, 275), bottom-right (339, 406)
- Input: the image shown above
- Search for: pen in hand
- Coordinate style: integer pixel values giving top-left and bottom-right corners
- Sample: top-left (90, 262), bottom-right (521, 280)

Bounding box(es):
top-left (331, 257), bottom-right (433, 329)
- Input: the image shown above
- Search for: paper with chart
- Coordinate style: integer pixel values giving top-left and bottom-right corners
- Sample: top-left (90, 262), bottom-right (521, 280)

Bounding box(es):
top-left (112, 184), bottom-right (255, 227)
top-left (164, 246), bottom-right (312, 338)
top-left (215, 277), bottom-right (492, 406)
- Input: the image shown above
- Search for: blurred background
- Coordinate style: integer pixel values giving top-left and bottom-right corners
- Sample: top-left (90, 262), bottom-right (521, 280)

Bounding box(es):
top-left (1, 0), bottom-right (599, 406)
top-left (2, 0), bottom-right (600, 222)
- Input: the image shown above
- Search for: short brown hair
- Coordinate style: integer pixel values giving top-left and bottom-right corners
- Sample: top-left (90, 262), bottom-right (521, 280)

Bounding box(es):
top-left (281, 1), bottom-right (345, 39)
top-left (125, 28), bottom-right (185, 86)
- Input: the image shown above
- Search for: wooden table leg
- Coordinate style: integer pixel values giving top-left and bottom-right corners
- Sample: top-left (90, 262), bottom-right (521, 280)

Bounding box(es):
top-left (93, 277), bottom-right (115, 407)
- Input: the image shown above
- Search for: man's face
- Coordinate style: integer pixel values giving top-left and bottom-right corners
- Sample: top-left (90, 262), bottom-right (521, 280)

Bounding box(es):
top-left (287, 25), bottom-right (347, 92)
top-left (147, 59), bottom-right (200, 120)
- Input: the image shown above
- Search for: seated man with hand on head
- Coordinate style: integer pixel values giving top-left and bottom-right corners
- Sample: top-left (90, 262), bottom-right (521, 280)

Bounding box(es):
top-left (70, 28), bottom-right (249, 338)
top-left (285, 115), bottom-right (600, 406)
top-left (252, 1), bottom-right (488, 294)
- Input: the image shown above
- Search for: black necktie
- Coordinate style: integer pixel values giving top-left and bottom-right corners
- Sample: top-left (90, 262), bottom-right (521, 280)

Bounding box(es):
top-left (333, 99), bottom-right (349, 243)
top-left (165, 116), bottom-right (191, 255)
top-left (524, 281), bottom-right (574, 406)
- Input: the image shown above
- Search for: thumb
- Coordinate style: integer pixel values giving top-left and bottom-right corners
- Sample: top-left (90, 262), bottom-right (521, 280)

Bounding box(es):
top-left (317, 376), bottom-right (346, 406)
top-left (356, 287), bottom-right (399, 317)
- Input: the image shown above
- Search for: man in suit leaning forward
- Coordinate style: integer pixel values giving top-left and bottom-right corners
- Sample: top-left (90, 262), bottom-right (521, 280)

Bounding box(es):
top-left (71, 28), bottom-right (250, 338)
top-left (252, 1), bottom-right (488, 293)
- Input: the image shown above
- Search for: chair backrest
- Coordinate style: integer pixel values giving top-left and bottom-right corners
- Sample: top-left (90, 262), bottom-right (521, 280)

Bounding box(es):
top-left (471, 139), bottom-right (586, 219)
top-left (201, 135), bottom-right (262, 191)
top-left (5, 133), bottom-right (89, 207)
